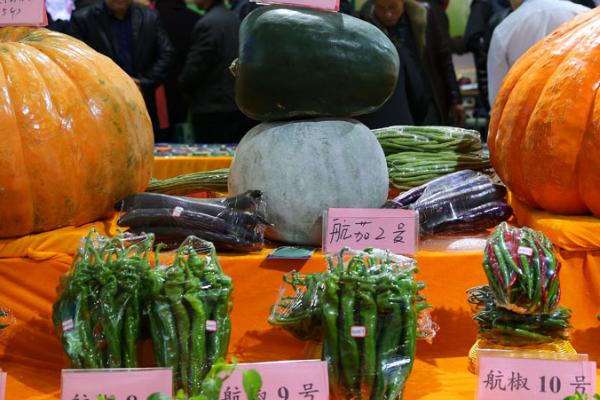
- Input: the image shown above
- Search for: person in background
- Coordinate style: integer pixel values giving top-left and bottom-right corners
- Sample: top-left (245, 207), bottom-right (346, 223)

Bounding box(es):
top-left (464, 0), bottom-right (511, 113)
top-left (360, 0), bottom-right (464, 127)
top-left (67, 0), bottom-right (176, 140)
top-left (487, 0), bottom-right (589, 105)
top-left (154, 0), bottom-right (200, 137)
top-left (179, 0), bottom-right (253, 143)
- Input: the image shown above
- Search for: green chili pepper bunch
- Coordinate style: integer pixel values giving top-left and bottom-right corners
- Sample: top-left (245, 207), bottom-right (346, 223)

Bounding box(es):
top-left (147, 237), bottom-right (233, 396)
top-left (54, 232), bottom-right (234, 397)
top-left (470, 223), bottom-right (571, 346)
top-left (269, 248), bottom-right (430, 400)
top-left (468, 286), bottom-right (571, 345)
top-left (483, 222), bottom-right (561, 314)
top-left (324, 249), bottom-right (428, 400)
top-left (268, 271), bottom-right (325, 341)
top-left (53, 229), bottom-right (154, 369)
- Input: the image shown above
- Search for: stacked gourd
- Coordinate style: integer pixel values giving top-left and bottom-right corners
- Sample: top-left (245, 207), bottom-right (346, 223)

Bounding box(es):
top-left (228, 6), bottom-right (400, 245)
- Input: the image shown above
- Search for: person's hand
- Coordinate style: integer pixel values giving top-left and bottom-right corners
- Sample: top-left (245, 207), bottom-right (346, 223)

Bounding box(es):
top-left (450, 104), bottom-right (466, 127)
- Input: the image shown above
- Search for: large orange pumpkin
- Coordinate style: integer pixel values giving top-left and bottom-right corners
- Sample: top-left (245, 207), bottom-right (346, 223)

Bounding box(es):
top-left (0, 28), bottom-right (154, 238)
top-left (488, 8), bottom-right (600, 216)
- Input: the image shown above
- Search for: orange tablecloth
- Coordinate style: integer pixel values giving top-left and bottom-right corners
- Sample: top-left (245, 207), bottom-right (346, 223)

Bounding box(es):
top-left (1, 218), bottom-right (599, 399)
top-left (152, 156), bottom-right (233, 180)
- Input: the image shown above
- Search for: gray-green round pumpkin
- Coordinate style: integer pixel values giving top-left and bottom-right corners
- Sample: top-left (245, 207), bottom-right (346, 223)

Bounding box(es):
top-left (228, 119), bottom-right (389, 245)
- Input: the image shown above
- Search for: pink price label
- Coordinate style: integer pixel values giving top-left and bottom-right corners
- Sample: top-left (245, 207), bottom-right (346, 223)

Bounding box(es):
top-left (251, 0), bottom-right (339, 11)
top-left (350, 326), bottom-right (367, 338)
top-left (323, 208), bottom-right (418, 255)
top-left (220, 360), bottom-right (328, 400)
top-left (61, 368), bottom-right (172, 400)
top-left (206, 320), bottom-right (218, 332)
top-left (517, 247), bottom-right (533, 256)
top-left (478, 356), bottom-right (597, 399)
top-left (0, 371), bottom-right (6, 400)
top-left (62, 318), bottom-right (74, 333)
top-left (0, 0), bottom-right (46, 26)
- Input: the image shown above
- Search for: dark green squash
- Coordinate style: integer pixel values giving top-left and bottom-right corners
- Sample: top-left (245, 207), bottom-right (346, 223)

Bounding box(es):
top-left (233, 6), bottom-right (400, 121)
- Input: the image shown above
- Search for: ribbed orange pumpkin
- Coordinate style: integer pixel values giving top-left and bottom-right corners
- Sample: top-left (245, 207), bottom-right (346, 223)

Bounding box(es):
top-left (0, 28), bottom-right (154, 238)
top-left (488, 8), bottom-right (600, 216)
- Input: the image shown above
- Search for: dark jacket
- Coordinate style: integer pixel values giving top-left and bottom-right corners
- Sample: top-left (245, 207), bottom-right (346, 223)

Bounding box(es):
top-left (155, 0), bottom-right (200, 125)
top-left (179, 3), bottom-right (239, 115)
top-left (362, 0), bottom-right (461, 125)
top-left (464, 0), bottom-right (510, 111)
top-left (68, 2), bottom-right (175, 92)
top-left (67, 2), bottom-right (175, 135)
top-left (417, 0), bottom-right (462, 124)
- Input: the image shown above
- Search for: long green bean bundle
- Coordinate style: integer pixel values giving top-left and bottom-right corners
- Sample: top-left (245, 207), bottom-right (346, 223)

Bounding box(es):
top-left (374, 126), bottom-right (483, 155)
top-left (373, 125), bottom-right (490, 190)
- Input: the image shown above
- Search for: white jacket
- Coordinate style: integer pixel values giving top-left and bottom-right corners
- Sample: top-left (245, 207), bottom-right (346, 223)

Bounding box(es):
top-left (487, 0), bottom-right (590, 106)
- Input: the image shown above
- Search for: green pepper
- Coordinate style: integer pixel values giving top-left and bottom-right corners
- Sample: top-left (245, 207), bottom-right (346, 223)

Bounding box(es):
top-left (184, 291), bottom-right (208, 395)
top-left (357, 278), bottom-right (377, 398)
top-left (339, 275), bottom-right (360, 397)
top-left (165, 270), bottom-right (191, 393)
top-left (321, 273), bottom-right (341, 396)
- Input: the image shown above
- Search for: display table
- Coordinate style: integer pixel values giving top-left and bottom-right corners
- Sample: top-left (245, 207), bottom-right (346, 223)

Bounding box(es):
top-left (0, 216), bottom-right (599, 399)
top-left (510, 195), bottom-right (600, 338)
top-left (152, 144), bottom-right (235, 180)
top-left (152, 156), bottom-right (233, 180)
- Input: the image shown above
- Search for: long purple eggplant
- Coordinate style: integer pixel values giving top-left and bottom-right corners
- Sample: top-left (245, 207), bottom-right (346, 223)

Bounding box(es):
top-left (384, 170), bottom-right (478, 208)
top-left (425, 202), bottom-right (513, 234)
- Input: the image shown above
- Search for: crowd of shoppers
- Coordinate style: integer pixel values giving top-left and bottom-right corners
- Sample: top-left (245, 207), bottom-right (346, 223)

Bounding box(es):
top-left (47, 0), bottom-right (595, 143)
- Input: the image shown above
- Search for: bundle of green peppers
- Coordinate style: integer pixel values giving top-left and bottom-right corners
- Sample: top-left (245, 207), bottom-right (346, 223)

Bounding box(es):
top-left (269, 248), bottom-right (430, 400)
top-left (53, 231), bottom-right (233, 396)
top-left (470, 223), bottom-right (571, 346)
top-left (147, 237), bottom-right (233, 395)
top-left (53, 230), bottom-right (154, 369)
top-left (483, 222), bottom-right (561, 314)
top-left (468, 286), bottom-right (571, 345)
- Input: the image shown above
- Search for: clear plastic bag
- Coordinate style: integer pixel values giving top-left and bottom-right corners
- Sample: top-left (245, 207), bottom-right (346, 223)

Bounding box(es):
top-left (268, 271), bottom-right (325, 341)
top-left (323, 249), bottom-right (426, 400)
top-left (468, 223), bottom-right (570, 348)
top-left (116, 191), bottom-right (269, 252)
top-left (151, 237), bottom-right (233, 395)
top-left (374, 125), bottom-right (484, 154)
top-left (53, 229), bottom-right (155, 369)
top-left (483, 222), bottom-right (560, 314)
top-left (269, 248), bottom-right (435, 400)
top-left (384, 170), bottom-right (512, 236)
top-left (53, 232), bottom-right (234, 396)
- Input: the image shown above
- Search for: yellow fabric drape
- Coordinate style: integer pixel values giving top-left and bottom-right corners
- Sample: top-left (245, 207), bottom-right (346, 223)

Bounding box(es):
top-left (0, 210), bottom-right (598, 399)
